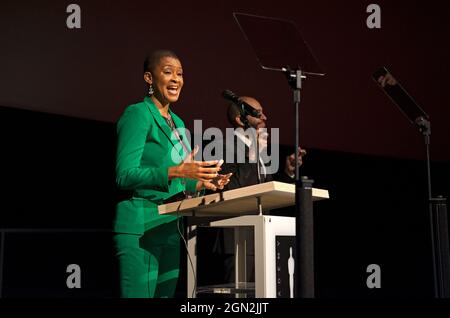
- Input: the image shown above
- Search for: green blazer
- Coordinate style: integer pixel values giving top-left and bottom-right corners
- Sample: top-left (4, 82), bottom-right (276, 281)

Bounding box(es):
top-left (114, 96), bottom-right (197, 235)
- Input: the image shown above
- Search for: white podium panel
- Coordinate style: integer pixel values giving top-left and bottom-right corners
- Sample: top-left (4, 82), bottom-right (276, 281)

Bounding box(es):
top-left (208, 215), bottom-right (295, 298)
top-left (157, 181), bottom-right (329, 298)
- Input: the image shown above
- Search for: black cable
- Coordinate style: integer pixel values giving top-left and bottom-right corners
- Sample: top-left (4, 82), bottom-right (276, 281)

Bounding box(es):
top-left (176, 197), bottom-right (197, 298)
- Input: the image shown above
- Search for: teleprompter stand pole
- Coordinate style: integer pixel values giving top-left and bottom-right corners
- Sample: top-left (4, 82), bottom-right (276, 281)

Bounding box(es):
top-left (285, 69), bottom-right (315, 298)
top-left (417, 117), bottom-right (450, 298)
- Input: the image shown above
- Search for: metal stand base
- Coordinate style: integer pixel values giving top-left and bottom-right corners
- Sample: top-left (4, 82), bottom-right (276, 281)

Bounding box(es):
top-left (430, 196), bottom-right (450, 298)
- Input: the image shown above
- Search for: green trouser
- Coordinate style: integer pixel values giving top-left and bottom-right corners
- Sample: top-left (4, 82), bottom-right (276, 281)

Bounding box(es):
top-left (114, 220), bottom-right (181, 298)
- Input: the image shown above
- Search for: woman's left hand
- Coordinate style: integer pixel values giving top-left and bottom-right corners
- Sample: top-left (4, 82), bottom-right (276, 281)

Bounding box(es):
top-left (196, 173), bottom-right (233, 191)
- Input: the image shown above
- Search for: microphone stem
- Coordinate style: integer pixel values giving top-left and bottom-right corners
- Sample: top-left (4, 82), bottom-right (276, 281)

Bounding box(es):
top-left (255, 128), bottom-right (261, 184)
top-left (255, 128), bottom-right (263, 215)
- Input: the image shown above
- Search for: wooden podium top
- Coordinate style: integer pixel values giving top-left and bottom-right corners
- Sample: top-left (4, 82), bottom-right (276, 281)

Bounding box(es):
top-left (158, 181), bottom-right (329, 217)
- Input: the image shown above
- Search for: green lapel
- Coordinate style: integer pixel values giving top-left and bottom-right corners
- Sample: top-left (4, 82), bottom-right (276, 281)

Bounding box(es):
top-left (170, 111), bottom-right (191, 153)
top-left (144, 96), bottom-right (188, 160)
top-left (144, 96), bottom-right (177, 146)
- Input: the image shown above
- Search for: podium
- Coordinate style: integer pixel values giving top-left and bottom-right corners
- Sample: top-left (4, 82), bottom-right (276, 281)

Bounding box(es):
top-left (158, 181), bottom-right (329, 298)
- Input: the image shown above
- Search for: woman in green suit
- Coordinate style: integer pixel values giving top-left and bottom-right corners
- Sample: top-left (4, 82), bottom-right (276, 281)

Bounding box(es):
top-left (114, 50), bottom-right (231, 298)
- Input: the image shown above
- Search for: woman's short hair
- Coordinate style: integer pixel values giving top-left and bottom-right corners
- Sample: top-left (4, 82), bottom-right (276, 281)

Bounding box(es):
top-left (143, 50), bottom-right (179, 74)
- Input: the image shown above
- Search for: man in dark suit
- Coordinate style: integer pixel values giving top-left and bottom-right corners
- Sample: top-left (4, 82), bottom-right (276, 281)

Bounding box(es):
top-left (198, 96), bottom-right (306, 287)
top-left (220, 96), bottom-right (304, 189)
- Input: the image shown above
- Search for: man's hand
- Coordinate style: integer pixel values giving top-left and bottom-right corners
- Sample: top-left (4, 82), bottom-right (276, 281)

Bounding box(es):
top-left (258, 130), bottom-right (268, 153)
top-left (249, 130), bottom-right (268, 161)
top-left (284, 147), bottom-right (307, 178)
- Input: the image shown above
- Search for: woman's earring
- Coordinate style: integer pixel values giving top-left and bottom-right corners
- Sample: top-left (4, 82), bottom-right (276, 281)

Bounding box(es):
top-left (148, 84), bottom-right (154, 96)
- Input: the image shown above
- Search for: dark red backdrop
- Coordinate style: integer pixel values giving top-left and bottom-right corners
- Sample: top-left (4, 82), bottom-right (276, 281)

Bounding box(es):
top-left (1, 0), bottom-right (449, 162)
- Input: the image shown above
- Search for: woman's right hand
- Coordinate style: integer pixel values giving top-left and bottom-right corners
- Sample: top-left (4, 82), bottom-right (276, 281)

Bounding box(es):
top-left (168, 146), bottom-right (222, 181)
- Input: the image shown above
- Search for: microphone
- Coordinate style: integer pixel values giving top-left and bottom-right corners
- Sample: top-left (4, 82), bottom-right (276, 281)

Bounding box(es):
top-left (222, 90), bottom-right (261, 118)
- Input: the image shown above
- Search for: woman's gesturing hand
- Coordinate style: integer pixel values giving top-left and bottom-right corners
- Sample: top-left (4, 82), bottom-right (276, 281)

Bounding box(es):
top-left (168, 146), bottom-right (222, 182)
top-left (197, 172), bottom-right (233, 192)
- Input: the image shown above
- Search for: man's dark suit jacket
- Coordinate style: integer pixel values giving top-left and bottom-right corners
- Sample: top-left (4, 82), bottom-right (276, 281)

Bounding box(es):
top-left (199, 133), bottom-right (295, 284)
top-left (219, 134), bottom-right (293, 191)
